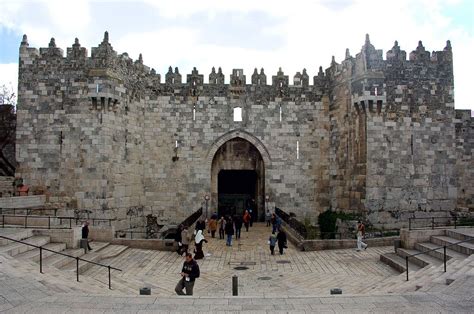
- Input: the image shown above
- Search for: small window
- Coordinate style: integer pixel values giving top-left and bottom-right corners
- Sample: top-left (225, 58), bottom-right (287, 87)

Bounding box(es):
top-left (296, 140), bottom-right (300, 159)
top-left (193, 104), bottom-right (196, 121)
top-left (279, 104), bottom-right (282, 122)
top-left (96, 84), bottom-right (100, 93)
top-left (233, 107), bottom-right (242, 122)
top-left (175, 140), bottom-right (179, 148)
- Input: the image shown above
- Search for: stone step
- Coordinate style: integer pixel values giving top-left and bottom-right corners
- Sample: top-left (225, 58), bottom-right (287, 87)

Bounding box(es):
top-left (446, 228), bottom-right (474, 241)
top-left (0, 229), bottom-right (34, 246)
top-left (396, 248), bottom-right (443, 268)
top-left (60, 242), bottom-right (111, 274)
top-left (0, 236), bottom-right (50, 257)
top-left (82, 245), bottom-right (129, 277)
top-left (415, 256), bottom-right (474, 292)
top-left (380, 252), bottom-right (421, 273)
top-left (15, 242), bottom-right (66, 262)
top-left (430, 235), bottom-right (474, 255)
top-left (40, 248), bottom-right (86, 269)
top-left (415, 242), bottom-right (469, 261)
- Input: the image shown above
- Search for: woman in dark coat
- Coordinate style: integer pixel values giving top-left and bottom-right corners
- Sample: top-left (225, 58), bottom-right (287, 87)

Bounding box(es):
top-left (193, 230), bottom-right (208, 260)
top-left (276, 229), bottom-right (287, 255)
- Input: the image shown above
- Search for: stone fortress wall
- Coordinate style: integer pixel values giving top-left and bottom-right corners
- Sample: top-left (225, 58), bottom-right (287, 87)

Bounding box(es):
top-left (15, 32), bottom-right (473, 227)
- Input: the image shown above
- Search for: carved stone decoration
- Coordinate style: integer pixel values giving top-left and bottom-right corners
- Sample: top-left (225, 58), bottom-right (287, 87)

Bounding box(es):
top-left (146, 214), bottom-right (160, 239)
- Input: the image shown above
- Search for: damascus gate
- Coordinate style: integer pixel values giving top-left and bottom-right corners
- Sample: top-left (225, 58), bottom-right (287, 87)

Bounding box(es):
top-left (13, 32), bottom-right (473, 228)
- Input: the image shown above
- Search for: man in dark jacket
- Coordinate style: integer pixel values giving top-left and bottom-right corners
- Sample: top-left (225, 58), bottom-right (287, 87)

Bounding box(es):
top-left (225, 216), bottom-right (234, 246)
top-left (81, 221), bottom-right (92, 251)
top-left (175, 253), bottom-right (200, 295)
top-left (233, 215), bottom-right (242, 239)
top-left (277, 229), bottom-right (287, 255)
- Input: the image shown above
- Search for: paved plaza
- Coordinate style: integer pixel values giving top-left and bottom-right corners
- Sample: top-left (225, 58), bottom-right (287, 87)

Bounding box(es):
top-left (87, 223), bottom-right (398, 297)
top-left (1, 224), bottom-right (473, 313)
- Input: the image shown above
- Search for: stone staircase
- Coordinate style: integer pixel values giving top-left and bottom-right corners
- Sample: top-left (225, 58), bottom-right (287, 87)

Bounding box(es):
top-left (373, 228), bottom-right (474, 294)
top-left (0, 228), bottom-right (131, 295)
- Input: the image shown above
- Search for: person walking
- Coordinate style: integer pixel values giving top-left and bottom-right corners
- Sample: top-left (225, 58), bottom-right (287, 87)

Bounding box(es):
top-left (175, 224), bottom-right (183, 255)
top-left (271, 213), bottom-right (278, 233)
top-left (81, 221), bottom-right (92, 251)
top-left (243, 210), bottom-right (251, 232)
top-left (356, 220), bottom-right (368, 251)
top-left (208, 216), bottom-right (217, 238)
top-left (193, 230), bottom-right (208, 260)
top-left (175, 253), bottom-right (200, 296)
top-left (225, 216), bottom-right (234, 246)
top-left (218, 216), bottom-right (226, 239)
top-left (277, 228), bottom-right (287, 255)
top-left (181, 225), bottom-right (190, 255)
top-left (233, 214), bottom-right (242, 239)
top-left (265, 209), bottom-right (272, 227)
top-left (268, 231), bottom-right (277, 255)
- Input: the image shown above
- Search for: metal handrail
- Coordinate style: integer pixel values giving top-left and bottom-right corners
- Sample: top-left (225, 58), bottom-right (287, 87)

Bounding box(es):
top-left (0, 214), bottom-right (116, 229)
top-left (0, 234), bottom-right (122, 289)
top-left (408, 216), bottom-right (458, 230)
top-left (408, 215), bottom-right (474, 231)
top-left (405, 236), bottom-right (474, 281)
top-left (0, 207), bottom-right (58, 216)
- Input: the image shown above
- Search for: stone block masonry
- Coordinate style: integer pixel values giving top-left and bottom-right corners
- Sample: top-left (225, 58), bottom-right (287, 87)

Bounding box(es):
top-left (14, 32), bottom-right (472, 227)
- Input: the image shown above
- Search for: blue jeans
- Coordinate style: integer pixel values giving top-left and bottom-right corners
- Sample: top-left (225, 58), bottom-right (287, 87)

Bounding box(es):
top-left (226, 234), bottom-right (232, 246)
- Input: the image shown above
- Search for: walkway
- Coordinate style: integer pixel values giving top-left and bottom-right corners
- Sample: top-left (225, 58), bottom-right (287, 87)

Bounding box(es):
top-left (87, 223), bottom-right (398, 296)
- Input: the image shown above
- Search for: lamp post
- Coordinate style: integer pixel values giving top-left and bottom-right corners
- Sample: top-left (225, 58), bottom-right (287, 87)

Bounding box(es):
top-left (204, 194), bottom-right (210, 218)
top-left (265, 195), bottom-right (270, 217)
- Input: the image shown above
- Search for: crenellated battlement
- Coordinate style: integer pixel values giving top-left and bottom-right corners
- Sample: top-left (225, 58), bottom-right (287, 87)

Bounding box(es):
top-left (19, 32), bottom-right (453, 99)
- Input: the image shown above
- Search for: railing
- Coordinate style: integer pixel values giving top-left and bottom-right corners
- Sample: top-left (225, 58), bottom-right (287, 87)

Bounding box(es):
top-left (180, 207), bottom-right (203, 228)
top-left (0, 207), bottom-right (58, 216)
top-left (408, 216), bottom-right (457, 230)
top-left (408, 215), bottom-right (474, 231)
top-left (275, 207), bottom-right (309, 239)
top-left (0, 235), bottom-right (122, 289)
top-left (0, 214), bottom-right (115, 229)
top-left (405, 236), bottom-right (474, 281)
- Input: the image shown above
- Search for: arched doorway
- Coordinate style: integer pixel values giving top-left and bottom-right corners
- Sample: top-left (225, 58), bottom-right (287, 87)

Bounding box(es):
top-left (211, 137), bottom-right (265, 220)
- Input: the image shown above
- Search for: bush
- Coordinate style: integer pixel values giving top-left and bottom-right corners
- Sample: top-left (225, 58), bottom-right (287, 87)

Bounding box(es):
top-left (318, 210), bottom-right (338, 239)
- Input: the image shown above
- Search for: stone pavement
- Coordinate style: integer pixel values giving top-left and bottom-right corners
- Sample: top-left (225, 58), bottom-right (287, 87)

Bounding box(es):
top-left (85, 223), bottom-right (399, 296)
top-left (1, 223), bottom-right (473, 313)
top-left (1, 278), bottom-right (473, 313)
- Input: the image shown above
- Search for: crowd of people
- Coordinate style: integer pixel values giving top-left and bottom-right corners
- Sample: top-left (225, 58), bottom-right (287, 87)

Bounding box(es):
top-left (173, 208), bottom-right (288, 258)
top-left (173, 208), bottom-right (290, 295)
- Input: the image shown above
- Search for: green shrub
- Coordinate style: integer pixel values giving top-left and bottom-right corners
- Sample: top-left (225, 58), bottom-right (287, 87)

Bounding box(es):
top-left (318, 210), bottom-right (338, 239)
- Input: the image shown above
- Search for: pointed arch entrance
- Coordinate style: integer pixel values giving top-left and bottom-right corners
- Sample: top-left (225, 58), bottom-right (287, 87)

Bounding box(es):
top-left (211, 137), bottom-right (265, 220)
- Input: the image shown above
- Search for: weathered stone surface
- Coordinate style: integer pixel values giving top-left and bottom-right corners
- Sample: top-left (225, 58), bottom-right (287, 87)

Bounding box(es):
top-left (13, 33), bottom-right (473, 227)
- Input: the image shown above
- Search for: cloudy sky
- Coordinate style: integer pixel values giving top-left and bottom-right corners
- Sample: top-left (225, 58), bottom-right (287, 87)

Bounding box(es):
top-left (0, 0), bottom-right (472, 111)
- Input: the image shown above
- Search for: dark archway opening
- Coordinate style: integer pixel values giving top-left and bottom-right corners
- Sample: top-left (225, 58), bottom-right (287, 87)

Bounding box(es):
top-left (211, 137), bottom-right (265, 221)
top-left (218, 170), bottom-right (257, 217)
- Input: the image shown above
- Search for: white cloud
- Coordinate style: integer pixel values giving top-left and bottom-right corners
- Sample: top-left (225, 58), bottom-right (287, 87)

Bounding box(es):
top-left (0, 0), bottom-right (472, 111)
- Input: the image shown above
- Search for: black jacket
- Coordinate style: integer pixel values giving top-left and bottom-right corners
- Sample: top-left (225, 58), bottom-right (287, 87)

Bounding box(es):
top-left (182, 260), bottom-right (200, 281)
top-left (174, 228), bottom-right (182, 242)
top-left (81, 225), bottom-right (89, 239)
top-left (196, 220), bottom-right (205, 231)
top-left (277, 231), bottom-right (287, 244)
top-left (234, 216), bottom-right (243, 229)
top-left (225, 221), bottom-right (234, 235)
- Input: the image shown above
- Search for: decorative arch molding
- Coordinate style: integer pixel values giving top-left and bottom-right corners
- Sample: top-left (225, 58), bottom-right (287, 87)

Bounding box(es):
top-left (206, 129), bottom-right (272, 167)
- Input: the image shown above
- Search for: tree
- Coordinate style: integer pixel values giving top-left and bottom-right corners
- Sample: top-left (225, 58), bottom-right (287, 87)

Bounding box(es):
top-left (0, 84), bottom-right (17, 176)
